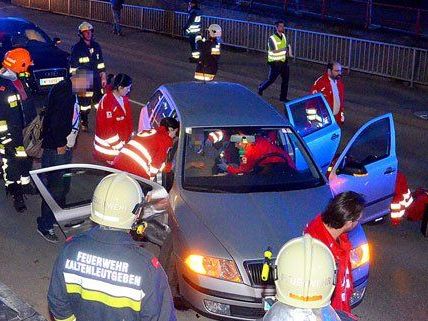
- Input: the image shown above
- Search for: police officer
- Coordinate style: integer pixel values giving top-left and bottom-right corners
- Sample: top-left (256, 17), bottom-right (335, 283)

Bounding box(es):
top-left (70, 21), bottom-right (107, 131)
top-left (263, 235), bottom-right (343, 321)
top-left (258, 20), bottom-right (293, 102)
top-left (48, 173), bottom-right (177, 321)
top-left (0, 48), bottom-right (36, 212)
top-left (194, 24), bottom-right (222, 82)
top-left (183, 0), bottom-right (202, 62)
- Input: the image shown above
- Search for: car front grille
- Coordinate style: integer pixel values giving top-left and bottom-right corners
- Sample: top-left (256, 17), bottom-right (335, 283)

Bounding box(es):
top-left (32, 68), bottom-right (67, 90)
top-left (244, 259), bottom-right (276, 288)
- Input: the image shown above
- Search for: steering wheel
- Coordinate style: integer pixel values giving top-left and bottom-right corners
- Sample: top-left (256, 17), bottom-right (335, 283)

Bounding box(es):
top-left (253, 153), bottom-right (295, 175)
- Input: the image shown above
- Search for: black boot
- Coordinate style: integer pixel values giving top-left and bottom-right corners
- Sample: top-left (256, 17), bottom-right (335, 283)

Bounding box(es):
top-left (7, 184), bottom-right (27, 213)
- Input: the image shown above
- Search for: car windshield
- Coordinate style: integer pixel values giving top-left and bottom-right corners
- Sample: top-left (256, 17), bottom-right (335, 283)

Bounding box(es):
top-left (183, 126), bottom-right (324, 193)
top-left (11, 28), bottom-right (51, 46)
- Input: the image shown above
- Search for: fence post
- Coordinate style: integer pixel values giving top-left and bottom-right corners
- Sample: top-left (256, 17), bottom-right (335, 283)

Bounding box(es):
top-left (89, 0), bottom-right (92, 19)
top-left (293, 29), bottom-right (297, 61)
top-left (67, 0), bottom-right (70, 15)
top-left (140, 7), bottom-right (144, 31)
top-left (48, 0), bottom-right (51, 12)
top-left (348, 38), bottom-right (353, 73)
top-left (365, 0), bottom-right (373, 29)
top-left (410, 48), bottom-right (416, 87)
top-left (246, 22), bottom-right (250, 51)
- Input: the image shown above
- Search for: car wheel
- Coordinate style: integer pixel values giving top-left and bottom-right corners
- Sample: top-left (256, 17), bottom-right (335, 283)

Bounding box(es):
top-left (159, 234), bottom-right (190, 311)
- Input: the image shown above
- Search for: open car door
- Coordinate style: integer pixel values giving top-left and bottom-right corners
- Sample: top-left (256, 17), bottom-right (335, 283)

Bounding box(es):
top-left (328, 114), bottom-right (397, 223)
top-left (284, 94), bottom-right (341, 173)
top-left (30, 164), bottom-right (170, 244)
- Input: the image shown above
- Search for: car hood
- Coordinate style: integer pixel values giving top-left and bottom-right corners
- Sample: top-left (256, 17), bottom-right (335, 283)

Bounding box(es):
top-left (26, 42), bottom-right (69, 69)
top-left (180, 185), bottom-right (332, 261)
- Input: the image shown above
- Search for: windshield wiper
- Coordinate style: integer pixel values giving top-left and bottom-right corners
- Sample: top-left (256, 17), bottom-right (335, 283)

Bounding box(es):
top-left (187, 186), bottom-right (229, 193)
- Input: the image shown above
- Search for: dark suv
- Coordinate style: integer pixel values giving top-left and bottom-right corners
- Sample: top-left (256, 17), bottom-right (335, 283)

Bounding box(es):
top-left (0, 17), bottom-right (69, 94)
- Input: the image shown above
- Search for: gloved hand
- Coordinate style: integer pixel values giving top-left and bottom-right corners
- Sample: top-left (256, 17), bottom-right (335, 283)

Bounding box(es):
top-left (217, 159), bottom-right (228, 172)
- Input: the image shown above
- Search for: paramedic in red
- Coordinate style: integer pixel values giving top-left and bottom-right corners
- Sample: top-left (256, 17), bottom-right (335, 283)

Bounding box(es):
top-left (311, 62), bottom-right (345, 125)
top-left (113, 117), bottom-right (180, 179)
top-left (94, 74), bottom-right (133, 164)
top-left (305, 191), bottom-right (365, 316)
top-left (218, 134), bottom-right (295, 175)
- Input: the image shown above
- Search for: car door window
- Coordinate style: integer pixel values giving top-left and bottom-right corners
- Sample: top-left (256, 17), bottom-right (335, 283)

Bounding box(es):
top-left (287, 95), bottom-right (332, 136)
top-left (341, 117), bottom-right (390, 167)
top-left (152, 97), bottom-right (174, 128)
top-left (146, 90), bottom-right (163, 117)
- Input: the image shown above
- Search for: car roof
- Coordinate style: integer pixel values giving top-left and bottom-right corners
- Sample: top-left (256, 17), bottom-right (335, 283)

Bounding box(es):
top-left (160, 82), bottom-right (289, 128)
top-left (0, 17), bottom-right (35, 31)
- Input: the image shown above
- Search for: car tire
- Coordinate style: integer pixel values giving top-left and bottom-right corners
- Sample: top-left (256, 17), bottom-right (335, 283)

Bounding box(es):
top-left (159, 234), bottom-right (190, 311)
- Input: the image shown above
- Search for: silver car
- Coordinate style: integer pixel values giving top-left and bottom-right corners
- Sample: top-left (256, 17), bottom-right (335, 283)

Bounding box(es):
top-left (33, 82), bottom-right (399, 320)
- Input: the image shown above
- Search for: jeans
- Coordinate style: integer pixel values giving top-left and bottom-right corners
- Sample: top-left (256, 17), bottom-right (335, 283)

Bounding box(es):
top-left (112, 8), bottom-right (122, 34)
top-left (37, 148), bottom-right (72, 232)
top-left (259, 61), bottom-right (290, 101)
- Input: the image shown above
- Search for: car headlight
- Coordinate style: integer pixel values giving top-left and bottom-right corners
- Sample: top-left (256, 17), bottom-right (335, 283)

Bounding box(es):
top-left (185, 254), bottom-right (242, 283)
top-left (350, 243), bottom-right (370, 269)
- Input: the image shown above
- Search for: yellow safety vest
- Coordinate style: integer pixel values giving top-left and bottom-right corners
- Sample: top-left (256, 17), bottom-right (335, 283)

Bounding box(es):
top-left (268, 33), bottom-right (287, 63)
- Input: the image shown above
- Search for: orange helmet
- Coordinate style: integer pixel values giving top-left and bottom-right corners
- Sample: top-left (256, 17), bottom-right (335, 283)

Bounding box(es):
top-left (2, 48), bottom-right (33, 74)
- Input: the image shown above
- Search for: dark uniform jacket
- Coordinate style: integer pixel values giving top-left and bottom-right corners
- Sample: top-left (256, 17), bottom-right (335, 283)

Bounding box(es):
top-left (0, 75), bottom-right (36, 148)
top-left (70, 38), bottom-right (106, 75)
top-left (183, 7), bottom-right (202, 35)
top-left (195, 37), bottom-right (220, 80)
top-left (42, 79), bottom-right (76, 149)
top-left (48, 226), bottom-right (177, 321)
top-left (111, 0), bottom-right (125, 10)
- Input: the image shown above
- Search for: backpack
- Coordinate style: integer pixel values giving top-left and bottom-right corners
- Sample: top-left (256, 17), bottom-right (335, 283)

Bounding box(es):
top-left (23, 108), bottom-right (45, 159)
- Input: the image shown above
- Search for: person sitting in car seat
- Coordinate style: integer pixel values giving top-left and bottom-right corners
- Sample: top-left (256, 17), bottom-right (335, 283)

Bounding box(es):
top-left (217, 132), bottom-right (295, 175)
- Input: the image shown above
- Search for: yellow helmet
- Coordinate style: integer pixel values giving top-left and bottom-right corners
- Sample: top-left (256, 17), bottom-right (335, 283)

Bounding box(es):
top-left (207, 24), bottom-right (222, 38)
top-left (78, 21), bottom-right (94, 33)
top-left (90, 173), bottom-right (144, 230)
top-left (274, 235), bottom-right (336, 309)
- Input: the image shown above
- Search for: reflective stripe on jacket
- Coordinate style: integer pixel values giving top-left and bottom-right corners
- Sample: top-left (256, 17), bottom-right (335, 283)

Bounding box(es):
top-left (94, 92), bottom-right (133, 163)
top-left (267, 33), bottom-right (287, 63)
top-left (390, 171), bottom-right (413, 220)
top-left (48, 226), bottom-right (177, 321)
top-left (184, 8), bottom-right (202, 34)
top-left (113, 127), bottom-right (173, 179)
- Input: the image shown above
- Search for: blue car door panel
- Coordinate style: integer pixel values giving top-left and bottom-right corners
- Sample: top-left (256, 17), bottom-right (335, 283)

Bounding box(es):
top-left (284, 94), bottom-right (341, 173)
top-left (328, 113), bottom-right (397, 223)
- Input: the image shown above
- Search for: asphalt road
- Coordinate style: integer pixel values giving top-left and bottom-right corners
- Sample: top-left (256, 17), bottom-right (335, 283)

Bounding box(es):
top-left (0, 2), bottom-right (427, 321)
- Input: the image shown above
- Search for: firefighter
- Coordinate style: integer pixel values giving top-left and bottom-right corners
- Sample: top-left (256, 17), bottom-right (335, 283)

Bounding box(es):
top-left (194, 24), bottom-right (222, 82)
top-left (70, 21), bottom-right (107, 132)
top-left (94, 73), bottom-right (133, 164)
top-left (0, 48), bottom-right (35, 212)
top-left (217, 133), bottom-right (295, 175)
top-left (390, 170), bottom-right (413, 225)
top-left (304, 191), bottom-right (365, 316)
top-left (48, 173), bottom-right (177, 321)
top-left (113, 117), bottom-right (179, 179)
top-left (258, 20), bottom-right (293, 102)
top-left (263, 235), bottom-right (342, 321)
top-left (183, 0), bottom-right (202, 62)
top-left (311, 62), bottom-right (345, 125)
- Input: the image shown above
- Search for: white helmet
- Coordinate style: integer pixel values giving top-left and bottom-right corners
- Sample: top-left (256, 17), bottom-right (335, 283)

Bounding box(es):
top-left (78, 21), bottom-right (94, 33)
top-left (207, 24), bottom-right (222, 38)
top-left (275, 235), bottom-right (336, 309)
top-left (90, 173), bottom-right (144, 230)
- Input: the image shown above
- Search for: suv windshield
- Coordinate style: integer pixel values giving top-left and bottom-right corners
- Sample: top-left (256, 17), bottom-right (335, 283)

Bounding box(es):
top-left (183, 126), bottom-right (324, 193)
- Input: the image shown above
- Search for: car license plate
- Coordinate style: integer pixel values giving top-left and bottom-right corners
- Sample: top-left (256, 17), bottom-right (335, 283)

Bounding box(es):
top-left (263, 296), bottom-right (276, 311)
top-left (39, 77), bottom-right (64, 86)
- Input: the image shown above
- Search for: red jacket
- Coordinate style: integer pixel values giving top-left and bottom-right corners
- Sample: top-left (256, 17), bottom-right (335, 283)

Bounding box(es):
top-left (390, 171), bottom-right (412, 222)
top-left (311, 73), bottom-right (345, 124)
top-left (94, 92), bottom-right (133, 163)
top-left (113, 127), bottom-right (173, 179)
top-left (304, 215), bottom-right (354, 313)
top-left (406, 188), bottom-right (428, 221)
top-left (227, 137), bottom-right (295, 175)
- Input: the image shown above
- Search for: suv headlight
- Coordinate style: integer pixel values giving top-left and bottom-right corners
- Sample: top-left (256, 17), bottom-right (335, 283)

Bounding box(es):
top-left (350, 243), bottom-right (370, 269)
top-left (185, 254), bottom-right (242, 283)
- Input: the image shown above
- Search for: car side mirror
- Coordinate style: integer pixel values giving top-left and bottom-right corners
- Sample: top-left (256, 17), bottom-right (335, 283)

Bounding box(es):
top-left (53, 37), bottom-right (61, 45)
top-left (338, 161), bottom-right (368, 177)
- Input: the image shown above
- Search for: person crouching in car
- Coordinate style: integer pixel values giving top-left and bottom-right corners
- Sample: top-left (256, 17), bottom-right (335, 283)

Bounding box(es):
top-left (113, 117), bottom-right (179, 179)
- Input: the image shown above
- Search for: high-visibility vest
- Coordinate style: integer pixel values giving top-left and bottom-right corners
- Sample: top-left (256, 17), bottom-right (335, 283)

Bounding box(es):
top-left (267, 33), bottom-right (287, 63)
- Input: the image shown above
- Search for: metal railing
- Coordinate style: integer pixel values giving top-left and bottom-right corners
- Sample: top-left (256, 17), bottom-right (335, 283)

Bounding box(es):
top-left (11, 0), bottom-right (428, 85)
